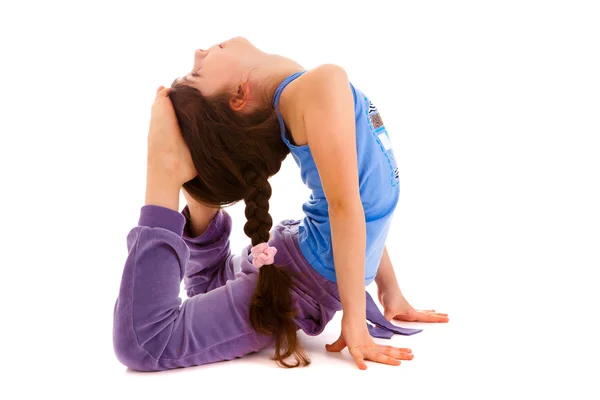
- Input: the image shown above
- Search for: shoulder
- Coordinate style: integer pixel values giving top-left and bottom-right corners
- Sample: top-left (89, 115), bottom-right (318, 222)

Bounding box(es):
top-left (282, 64), bottom-right (349, 103)
top-left (303, 64), bottom-right (348, 85)
top-left (294, 64), bottom-right (349, 100)
top-left (277, 64), bottom-right (352, 145)
top-left (282, 64), bottom-right (351, 118)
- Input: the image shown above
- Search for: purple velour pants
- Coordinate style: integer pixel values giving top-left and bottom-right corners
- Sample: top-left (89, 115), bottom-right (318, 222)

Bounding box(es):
top-left (113, 205), bottom-right (420, 372)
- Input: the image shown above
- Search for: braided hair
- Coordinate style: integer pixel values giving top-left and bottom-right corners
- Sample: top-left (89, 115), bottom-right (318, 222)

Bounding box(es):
top-left (169, 82), bottom-right (309, 368)
top-left (243, 170), bottom-right (309, 368)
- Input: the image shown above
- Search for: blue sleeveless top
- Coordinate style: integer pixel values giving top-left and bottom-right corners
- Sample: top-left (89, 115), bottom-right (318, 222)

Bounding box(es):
top-left (273, 70), bottom-right (400, 285)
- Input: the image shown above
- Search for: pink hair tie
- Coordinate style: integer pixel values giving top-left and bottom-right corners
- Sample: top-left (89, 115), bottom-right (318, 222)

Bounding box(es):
top-left (251, 242), bottom-right (277, 268)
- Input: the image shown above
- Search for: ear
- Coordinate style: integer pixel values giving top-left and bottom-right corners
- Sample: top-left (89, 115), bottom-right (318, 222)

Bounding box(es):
top-left (229, 81), bottom-right (251, 111)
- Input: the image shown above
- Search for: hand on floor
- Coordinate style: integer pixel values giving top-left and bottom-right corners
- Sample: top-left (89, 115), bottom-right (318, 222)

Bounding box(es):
top-left (325, 316), bottom-right (414, 370)
top-left (378, 287), bottom-right (449, 323)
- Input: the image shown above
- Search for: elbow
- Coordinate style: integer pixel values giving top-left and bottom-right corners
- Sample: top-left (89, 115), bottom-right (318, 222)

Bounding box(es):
top-left (113, 339), bottom-right (144, 371)
top-left (328, 198), bottom-right (364, 216)
top-left (113, 304), bottom-right (161, 372)
top-left (113, 331), bottom-right (160, 372)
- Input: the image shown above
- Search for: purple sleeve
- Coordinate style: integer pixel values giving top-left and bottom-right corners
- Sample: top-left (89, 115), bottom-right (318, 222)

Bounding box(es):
top-left (113, 205), bottom-right (189, 370)
top-left (180, 205), bottom-right (237, 296)
top-left (113, 205), bottom-right (270, 371)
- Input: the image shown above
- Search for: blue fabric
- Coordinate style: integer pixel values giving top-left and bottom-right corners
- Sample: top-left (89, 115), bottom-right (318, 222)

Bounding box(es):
top-left (273, 71), bottom-right (401, 285)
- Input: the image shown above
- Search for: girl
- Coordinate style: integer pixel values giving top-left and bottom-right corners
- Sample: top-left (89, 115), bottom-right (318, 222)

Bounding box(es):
top-left (113, 36), bottom-right (448, 372)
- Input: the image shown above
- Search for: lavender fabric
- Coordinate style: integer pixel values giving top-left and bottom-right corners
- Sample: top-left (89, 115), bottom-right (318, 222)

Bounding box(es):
top-left (366, 292), bottom-right (423, 338)
top-left (113, 204), bottom-right (421, 371)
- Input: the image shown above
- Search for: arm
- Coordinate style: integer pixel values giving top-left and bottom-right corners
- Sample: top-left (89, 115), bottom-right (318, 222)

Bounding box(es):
top-left (374, 245), bottom-right (404, 296)
top-left (114, 86), bottom-right (270, 371)
top-left (181, 187), bottom-right (219, 237)
top-left (375, 244), bottom-right (450, 323)
top-left (114, 196), bottom-right (271, 371)
top-left (297, 65), bottom-right (410, 369)
top-left (300, 64), bottom-right (366, 323)
top-left (179, 187), bottom-right (240, 297)
top-left (374, 245), bottom-right (409, 314)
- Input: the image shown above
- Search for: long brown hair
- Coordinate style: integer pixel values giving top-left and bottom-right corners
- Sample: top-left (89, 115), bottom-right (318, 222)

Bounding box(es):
top-left (169, 82), bottom-right (310, 368)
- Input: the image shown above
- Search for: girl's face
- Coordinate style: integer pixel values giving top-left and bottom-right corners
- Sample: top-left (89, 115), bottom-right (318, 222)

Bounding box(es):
top-left (175, 36), bottom-right (264, 97)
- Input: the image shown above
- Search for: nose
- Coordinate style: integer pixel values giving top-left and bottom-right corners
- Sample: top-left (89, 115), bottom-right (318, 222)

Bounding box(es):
top-left (193, 49), bottom-right (207, 70)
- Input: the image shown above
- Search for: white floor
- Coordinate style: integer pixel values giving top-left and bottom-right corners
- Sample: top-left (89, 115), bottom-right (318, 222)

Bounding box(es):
top-left (106, 309), bottom-right (596, 400)
top-left (7, 283), bottom-right (596, 400)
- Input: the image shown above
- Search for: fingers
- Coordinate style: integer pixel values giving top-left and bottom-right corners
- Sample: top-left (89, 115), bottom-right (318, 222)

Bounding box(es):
top-left (394, 347), bottom-right (413, 353)
top-left (326, 329), bottom-right (416, 370)
top-left (369, 351), bottom-right (401, 366)
top-left (349, 345), bottom-right (414, 370)
top-left (416, 309), bottom-right (448, 316)
top-left (429, 315), bottom-right (450, 322)
top-left (348, 347), bottom-right (368, 370)
top-left (325, 334), bottom-right (347, 353)
top-left (391, 309), bottom-right (450, 323)
top-left (419, 310), bottom-right (448, 316)
top-left (152, 86), bottom-right (175, 114)
top-left (155, 85), bottom-right (172, 98)
top-left (414, 311), bottom-right (449, 323)
top-left (377, 345), bottom-right (414, 360)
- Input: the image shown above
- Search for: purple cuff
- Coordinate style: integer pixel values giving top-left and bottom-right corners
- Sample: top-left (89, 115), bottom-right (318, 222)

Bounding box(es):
top-left (138, 205), bottom-right (186, 236)
top-left (181, 205), bottom-right (231, 245)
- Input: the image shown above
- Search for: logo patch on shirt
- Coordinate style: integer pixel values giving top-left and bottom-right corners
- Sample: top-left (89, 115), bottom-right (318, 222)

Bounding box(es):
top-left (370, 113), bottom-right (384, 130)
top-left (368, 101), bottom-right (378, 114)
top-left (368, 101), bottom-right (384, 129)
top-left (367, 100), bottom-right (399, 187)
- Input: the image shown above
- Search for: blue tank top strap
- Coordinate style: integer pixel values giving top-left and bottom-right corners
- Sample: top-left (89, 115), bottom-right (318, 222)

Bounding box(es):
top-left (272, 70), bottom-right (307, 147)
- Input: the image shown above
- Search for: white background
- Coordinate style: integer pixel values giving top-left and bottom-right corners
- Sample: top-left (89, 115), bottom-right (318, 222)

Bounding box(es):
top-left (1, 0), bottom-right (599, 399)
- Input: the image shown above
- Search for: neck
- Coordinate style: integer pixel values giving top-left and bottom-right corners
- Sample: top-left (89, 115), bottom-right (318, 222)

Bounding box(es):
top-left (252, 54), bottom-right (305, 105)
